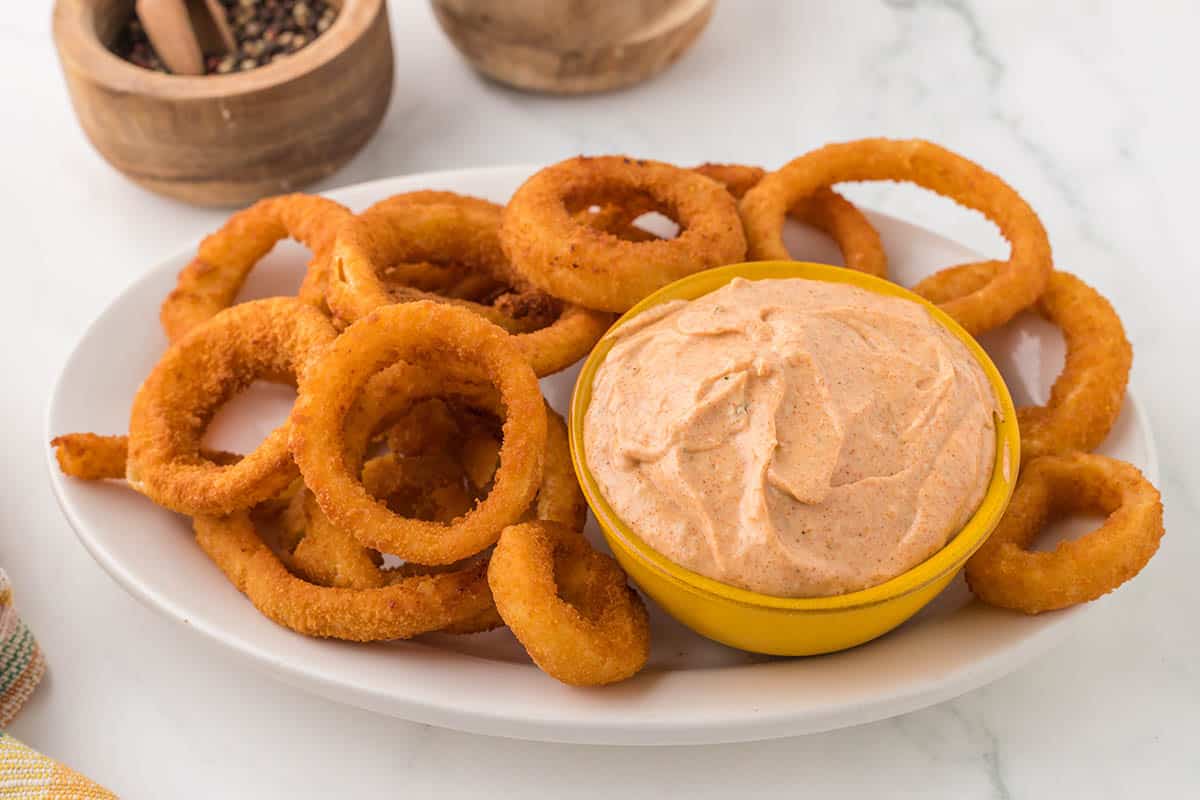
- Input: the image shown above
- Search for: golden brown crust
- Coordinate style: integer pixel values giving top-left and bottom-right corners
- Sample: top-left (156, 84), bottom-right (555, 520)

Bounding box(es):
top-left (52, 433), bottom-right (240, 480)
top-left (194, 512), bottom-right (494, 641)
top-left (127, 298), bottom-right (337, 515)
top-left (693, 162), bottom-right (888, 279)
top-left (162, 194), bottom-right (351, 341)
top-left (289, 302), bottom-right (547, 565)
top-left (330, 192), bottom-right (612, 375)
top-left (741, 139), bottom-right (1052, 335)
top-left (915, 265), bottom-right (1131, 460)
top-left (500, 156), bottom-right (747, 313)
top-left (965, 453), bottom-right (1163, 613)
top-left (488, 522), bottom-right (649, 685)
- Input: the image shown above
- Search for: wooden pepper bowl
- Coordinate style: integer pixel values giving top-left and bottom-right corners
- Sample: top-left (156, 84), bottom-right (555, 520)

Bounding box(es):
top-left (431, 0), bottom-right (714, 95)
top-left (52, 0), bottom-right (394, 207)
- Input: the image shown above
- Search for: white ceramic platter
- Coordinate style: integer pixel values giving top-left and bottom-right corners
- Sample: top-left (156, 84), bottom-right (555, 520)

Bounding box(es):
top-left (46, 166), bottom-right (1157, 745)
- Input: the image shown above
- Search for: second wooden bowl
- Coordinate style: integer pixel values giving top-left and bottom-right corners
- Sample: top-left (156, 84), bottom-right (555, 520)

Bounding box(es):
top-left (432, 0), bottom-right (714, 94)
top-left (53, 0), bottom-right (394, 207)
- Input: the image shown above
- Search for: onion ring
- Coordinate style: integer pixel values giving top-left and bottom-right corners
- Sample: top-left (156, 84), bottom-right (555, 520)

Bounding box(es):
top-left (193, 511), bottom-right (493, 641)
top-left (499, 155), bottom-right (747, 312)
top-left (290, 301), bottom-right (547, 565)
top-left (287, 373), bottom-right (581, 638)
top-left (161, 194), bottom-right (351, 341)
top-left (51, 433), bottom-right (239, 480)
top-left (488, 521), bottom-right (649, 685)
top-left (965, 453), bottom-right (1163, 614)
top-left (532, 407), bottom-right (589, 530)
top-left (329, 196), bottom-right (612, 376)
top-left (740, 139), bottom-right (1052, 335)
top-left (365, 192), bottom-right (513, 301)
top-left (51, 433), bottom-right (130, 479)
top-left (290, 489), bottom-right (387, 589)
top-left (915, 265), bottom-right (1132, 460)
top-left (127, 298), bottom-right (337, 515)
top-left (691, 163), bottom-right (888, 279)
top-left (327, 199), bottom-right (523, 327)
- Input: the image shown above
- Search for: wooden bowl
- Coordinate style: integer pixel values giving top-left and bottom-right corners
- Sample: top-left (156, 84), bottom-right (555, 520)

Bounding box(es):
top-left (431, 0), bottom-right (714, 94)
top-left (52, 0), bottom-right (394, 207)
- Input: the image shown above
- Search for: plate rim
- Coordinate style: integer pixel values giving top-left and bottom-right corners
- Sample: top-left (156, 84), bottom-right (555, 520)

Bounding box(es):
top-left (44, 165), bottom-right (1160, 745)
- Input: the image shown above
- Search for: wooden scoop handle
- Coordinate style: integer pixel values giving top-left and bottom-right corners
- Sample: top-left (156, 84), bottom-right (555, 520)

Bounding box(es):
top-left (136, 0), bottom-right (235, 75)
top-left (200, 0), bottom-right (237, 53)
top-left (135, 0), bottom-right (205, 75)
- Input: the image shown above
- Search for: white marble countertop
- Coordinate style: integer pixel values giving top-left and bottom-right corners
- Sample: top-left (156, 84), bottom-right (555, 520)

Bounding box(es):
top-left (5, 1), bottom-right (1197, 796)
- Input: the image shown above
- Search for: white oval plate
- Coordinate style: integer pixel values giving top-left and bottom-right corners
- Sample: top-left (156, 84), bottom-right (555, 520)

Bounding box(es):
top-left (46, 166), bottom-right (1157, 745)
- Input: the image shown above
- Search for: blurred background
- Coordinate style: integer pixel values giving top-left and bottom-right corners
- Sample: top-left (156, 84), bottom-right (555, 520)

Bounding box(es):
top-left (4, 1), bottom-right (1197, 797)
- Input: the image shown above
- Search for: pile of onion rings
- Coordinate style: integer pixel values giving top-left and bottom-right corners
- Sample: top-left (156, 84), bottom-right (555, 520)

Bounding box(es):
top-left (52, 139), bottom-right (1165, 680)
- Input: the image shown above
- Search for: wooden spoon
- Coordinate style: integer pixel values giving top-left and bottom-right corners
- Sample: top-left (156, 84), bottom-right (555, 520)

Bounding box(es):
top-left (136, 0), bottom-right (235, 75)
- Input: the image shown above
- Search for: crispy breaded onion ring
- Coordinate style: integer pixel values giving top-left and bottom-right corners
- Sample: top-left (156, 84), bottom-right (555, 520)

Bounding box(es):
top-left (328, 195), bottom-right (612, 376)
top-left (576, 164), bottom-right (887, 279)
top-left (51, 433), bottom-right (239, 480)
top-left (290, 302), bottom-right (547, 565)
top-left (327, 199), bottom-right (524, 328)
top-left (51, 433), bottom-right (136, 480)
top-left (193, 511), bottom-right (493, 641)
top-left (127, 298), bottom-right (337, 515)
top-left (488, 521), bottom-right (649, 685)
top-left (499, 156), bottom-right (748, 312)
top-left (915, 265), bottom-right (1131, 460)
top-left (692, 163), bottom-right (888, 279)
top-left (533, 408), bottom-right (589, 531)
top-left (161, 194), bottom-right (351, 341)
top-left (290, 489), bottom-right (387, 589)
top-left (740, 139), bottom-right (1052, 335)
top-left (364, 191), bottom-right (512, 301)
top-left (965, 453), bottom-right (1163, 614)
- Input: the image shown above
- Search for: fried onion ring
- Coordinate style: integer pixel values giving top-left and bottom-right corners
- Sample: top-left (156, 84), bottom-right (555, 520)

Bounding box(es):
top-left (161, 194), bottom-right (351, 341)
top-left (127, 298), bottom-right (337, 515)
top-left (916, 265), bottom-right (1132, 460)
top-left (488, 521), bottom-right (649, 685)
top-left (287, 365), bottom-right (580, 638)
top-left (533, 407), bottom-right (589, 531)
top-left (290, 302), bottom-right (547, 564)
top-left (327, 199), bottom-right (528, 329)
top-left (52, 433), bottom-right (238, 480)
top-left (691, 163), bottom-right (888, 279)
top-left (500, 156), bottom-right (747, 312)
top-left (329, 196), bottom-right (612, 376)
top-left (193, 511), bottom-right (493, 641)
top-left (290, 489), bottom-right (387, 589)
top-left (364, 191), bottom-right (513, 301)
top-left (965, 453), bottom-right (1163, 614)
top-left (740, 139), bottom-right (1052, 335)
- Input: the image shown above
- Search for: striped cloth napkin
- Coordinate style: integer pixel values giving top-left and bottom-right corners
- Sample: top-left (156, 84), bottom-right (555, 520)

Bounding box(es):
top-left (0, 570), bottom-right (116, 799)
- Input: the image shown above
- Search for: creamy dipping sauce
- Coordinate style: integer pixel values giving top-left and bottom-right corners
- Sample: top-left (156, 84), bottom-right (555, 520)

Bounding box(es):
top-left (584, 277), bottom-right (998, 597)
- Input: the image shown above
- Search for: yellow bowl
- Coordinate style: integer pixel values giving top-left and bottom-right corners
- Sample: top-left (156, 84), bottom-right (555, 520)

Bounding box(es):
top-left (569, 261), bottom-right (1020, 656)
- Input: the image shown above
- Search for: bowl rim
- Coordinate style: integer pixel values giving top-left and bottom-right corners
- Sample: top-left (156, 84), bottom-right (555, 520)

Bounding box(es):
top-left (569, 260), bottom-right (1020, 612)
top-left (52, 0), bottom-right (386, 99)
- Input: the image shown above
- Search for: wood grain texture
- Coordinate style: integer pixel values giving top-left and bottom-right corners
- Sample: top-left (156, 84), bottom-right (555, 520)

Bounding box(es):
top-left (52, 0), bottom-right (393, 207)
top-left (432, 0), bottom-right (714, 94)
top-left (135, 0), bottom-right (205, 75)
